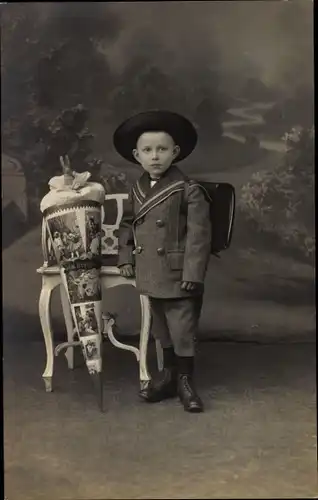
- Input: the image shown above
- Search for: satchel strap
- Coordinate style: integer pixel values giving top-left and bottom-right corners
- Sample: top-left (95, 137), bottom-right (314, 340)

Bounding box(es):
top-left (182, 179), bottom-right (212, 213)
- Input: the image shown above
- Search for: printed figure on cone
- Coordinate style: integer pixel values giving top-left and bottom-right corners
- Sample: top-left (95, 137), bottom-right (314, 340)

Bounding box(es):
top-left (66, 268), bottom-right (101, 303)
top-left (40, 155), bottom-right (105, 410)
top-left (74, 303), bottom-right (100, 337)
top-left (115, 110), bottom-right (211, 413)
top-left (86, 213), bottom-right (102, 258)
top-left (48, 213), bottom-right (85, 261)
top-left (84, 339), bottom-right (99, 360)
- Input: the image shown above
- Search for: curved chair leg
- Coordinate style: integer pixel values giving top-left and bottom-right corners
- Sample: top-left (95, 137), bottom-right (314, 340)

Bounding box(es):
top-left (60, 284), bottom-right (75, 369)
top-left (139, 294), bottom-right (152, 389)
top-left (155, 340), bottom-right (164, 372)
top-left (103, 314), bottom-right (140, 361)
top-left (39, 281), bottom-right (55, 392)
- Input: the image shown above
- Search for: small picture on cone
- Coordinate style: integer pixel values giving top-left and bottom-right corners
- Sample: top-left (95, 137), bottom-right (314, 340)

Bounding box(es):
top-left (81, 337), bottom-right (100, 361)
top-left (86, 359), bottom-right (102, 375)
top-left (85, 211), bottom-right (102, 259)
top-left (74, 303), bottom-right (100, 338)
top-left (66, 268), bottom-right (101, 303)
top-left (47, 212), bottom-right (85, 262)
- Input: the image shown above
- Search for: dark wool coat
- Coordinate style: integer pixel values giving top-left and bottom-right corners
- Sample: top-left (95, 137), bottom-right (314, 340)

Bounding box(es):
top-left (117, 165), bottom-right (211, 299)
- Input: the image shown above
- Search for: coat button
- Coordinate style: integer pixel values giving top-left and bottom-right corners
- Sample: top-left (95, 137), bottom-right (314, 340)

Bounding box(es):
top-left (135, 246), bottom-right (143, 254)
top-left (136, 218), bottom-right (144, 225)
top-left (156, 219), bottom-right (165, 227)
top-left (157, 247), bottom-right (165, 256)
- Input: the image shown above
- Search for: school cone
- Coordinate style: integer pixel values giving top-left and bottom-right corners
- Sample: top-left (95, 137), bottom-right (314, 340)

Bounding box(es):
top-left (40, 156), bottom-right (106, 411)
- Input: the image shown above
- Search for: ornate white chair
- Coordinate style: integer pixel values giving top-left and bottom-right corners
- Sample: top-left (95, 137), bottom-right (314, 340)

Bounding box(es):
top-left (37, 192), bottom-right (163, 393)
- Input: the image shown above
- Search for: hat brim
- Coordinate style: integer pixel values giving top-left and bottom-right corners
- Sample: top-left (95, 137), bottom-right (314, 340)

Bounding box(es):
top-left (113, 110), bottom-right (197, 164)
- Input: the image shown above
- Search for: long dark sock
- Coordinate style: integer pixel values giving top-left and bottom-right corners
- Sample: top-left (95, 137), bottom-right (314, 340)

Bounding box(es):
top-left (177, 356), bottom-right (194, 377)
top-left (163, 347), bottom-right (177, 369)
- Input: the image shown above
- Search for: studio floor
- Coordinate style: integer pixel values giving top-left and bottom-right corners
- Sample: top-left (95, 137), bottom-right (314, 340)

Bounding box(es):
top-left (3, 335), bottom-right (317, 499)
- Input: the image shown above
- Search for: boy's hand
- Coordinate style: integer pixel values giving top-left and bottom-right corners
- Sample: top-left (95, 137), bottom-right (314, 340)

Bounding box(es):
top-left (181, 281), bottom-right (199, 291)
top-left (119, 264), bottom-right (135, 278)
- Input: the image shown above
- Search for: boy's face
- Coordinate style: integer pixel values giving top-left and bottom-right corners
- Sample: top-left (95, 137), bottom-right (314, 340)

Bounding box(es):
top-left (133, 131), bottom-right (180, 179)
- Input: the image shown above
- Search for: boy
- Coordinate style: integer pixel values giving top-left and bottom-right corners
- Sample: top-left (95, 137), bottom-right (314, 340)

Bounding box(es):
top-left (114, 110), bottom-right (211, 413)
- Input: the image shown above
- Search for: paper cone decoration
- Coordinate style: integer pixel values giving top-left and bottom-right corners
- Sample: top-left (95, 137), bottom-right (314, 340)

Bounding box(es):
top-left (40, 159), bottom-right (105, 409)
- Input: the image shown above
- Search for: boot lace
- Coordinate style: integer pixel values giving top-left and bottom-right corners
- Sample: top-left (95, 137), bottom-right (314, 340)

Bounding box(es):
top-left (180, 374), bottom-right (194, 397)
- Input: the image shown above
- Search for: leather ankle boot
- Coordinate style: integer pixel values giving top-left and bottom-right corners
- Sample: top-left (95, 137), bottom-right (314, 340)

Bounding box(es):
top-left (177, 356), bottom-right (204, 413)
top-left (139, 347), bottom-right (178, 403)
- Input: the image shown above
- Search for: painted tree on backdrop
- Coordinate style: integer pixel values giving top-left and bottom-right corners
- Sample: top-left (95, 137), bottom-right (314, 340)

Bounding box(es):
top-left (241, 1), bottom-right (314, 261)
top-left (239, 126), bottom-right (315, 262)
top-left (1, 3), bottom-right (121, 225)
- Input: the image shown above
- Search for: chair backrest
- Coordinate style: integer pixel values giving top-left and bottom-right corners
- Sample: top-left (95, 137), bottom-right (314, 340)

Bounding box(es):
top-left (101, 193), bottom-right (128, 255)
top-left (41, 192), bottom-right (129, 267)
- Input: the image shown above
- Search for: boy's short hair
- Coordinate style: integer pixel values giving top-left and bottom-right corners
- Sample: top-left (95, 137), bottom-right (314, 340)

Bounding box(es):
top-left (113, 110), bottom-right (197, 164)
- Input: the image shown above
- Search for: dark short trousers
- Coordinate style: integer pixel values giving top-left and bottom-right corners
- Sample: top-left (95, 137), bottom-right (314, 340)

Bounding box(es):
top-left (150, 295), bottom-right (203, 356)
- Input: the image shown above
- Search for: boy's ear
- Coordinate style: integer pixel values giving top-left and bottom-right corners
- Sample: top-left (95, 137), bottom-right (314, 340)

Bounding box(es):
top-left (133, 149), bottom-right (140, 163)
top-left (173, 145), bottom-right (180, 158)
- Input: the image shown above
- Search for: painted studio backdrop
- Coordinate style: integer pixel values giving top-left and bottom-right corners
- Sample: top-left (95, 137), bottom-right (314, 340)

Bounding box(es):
top-left (2, 2), bottom-right (315, 342)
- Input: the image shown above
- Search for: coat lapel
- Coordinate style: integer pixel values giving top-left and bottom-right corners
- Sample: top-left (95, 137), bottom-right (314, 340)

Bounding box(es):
top-left (132, 172), bottom-right (149, 205)
top-left (146, 165), bottom-right (184, 199)
top-left (133, 165), bottom-right (186, 223)
top-left (136, 171), bottom-right (151, 199)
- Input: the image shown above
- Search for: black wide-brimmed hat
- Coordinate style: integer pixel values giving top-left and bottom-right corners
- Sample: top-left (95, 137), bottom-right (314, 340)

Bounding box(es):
top-left (113, 110), bottom-right (197, 164)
